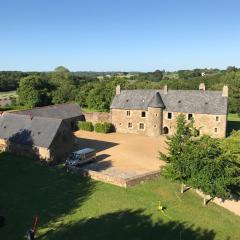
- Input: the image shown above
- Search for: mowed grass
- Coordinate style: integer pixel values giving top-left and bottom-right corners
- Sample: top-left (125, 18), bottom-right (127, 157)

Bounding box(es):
top-left (0, 153), bottom-right (240, 240)
top-left (0, 91), bottom-right (17, 100)
top-left (228, 113), bottom-right (240, 122)
top-left (227, 113), bottom-right (240, 135)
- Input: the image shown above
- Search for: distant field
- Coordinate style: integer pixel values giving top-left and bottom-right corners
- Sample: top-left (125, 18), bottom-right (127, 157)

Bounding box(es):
top-left (228, 113), bottom-right (240, 121)
top-left (0, 91), bottom-right (17, 100)
top-left (227, 113), bottom-right (240, 135)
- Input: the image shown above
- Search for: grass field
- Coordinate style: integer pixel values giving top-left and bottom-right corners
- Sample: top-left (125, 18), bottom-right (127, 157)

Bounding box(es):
top-left (227, 113), bottom-right (240, 135)
top-left (0, 91), bottom-right (17, 100)
top-left (0, 153), bottom-right (240, 240)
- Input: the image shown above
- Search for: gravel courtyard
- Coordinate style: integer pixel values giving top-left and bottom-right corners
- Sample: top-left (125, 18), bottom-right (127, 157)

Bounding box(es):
top-left (74, 130), bottom-right (167, 182)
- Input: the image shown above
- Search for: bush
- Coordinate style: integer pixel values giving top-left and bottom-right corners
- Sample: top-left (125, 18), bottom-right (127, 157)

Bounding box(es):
top-left (94, 122), bottom-right (114, 133)
top-left (78, 121), bottom-right (94, 132)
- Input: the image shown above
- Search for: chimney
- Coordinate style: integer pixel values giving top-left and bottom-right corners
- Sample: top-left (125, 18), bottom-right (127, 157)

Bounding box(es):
top-left (116, 85), bottom-right (121, 95)
top-left (222, 85), bottom-right (228, 97)
top-left (163, 85), bottom-right (168, 94)
top-left (199, 83), bottom-right (205, 91)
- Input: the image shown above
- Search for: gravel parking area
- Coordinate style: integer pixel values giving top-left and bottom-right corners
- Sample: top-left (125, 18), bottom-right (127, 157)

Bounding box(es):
top-left (74, 131), bottom-right (167, 185)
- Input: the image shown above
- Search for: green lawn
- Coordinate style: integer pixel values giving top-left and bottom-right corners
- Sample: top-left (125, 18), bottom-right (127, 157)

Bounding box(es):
top-left (0, 153), bottom-right (240, 240)
top-left (0, 91), bottom-right (17, 100)
top-left (227, 113), bottom-right (240, 135)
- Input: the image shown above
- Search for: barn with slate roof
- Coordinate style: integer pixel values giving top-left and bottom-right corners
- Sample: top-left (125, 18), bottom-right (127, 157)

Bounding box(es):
top-left (110, 83), bottom-right (228, 138)
top-left (0, 103), bottom-right (84, 162)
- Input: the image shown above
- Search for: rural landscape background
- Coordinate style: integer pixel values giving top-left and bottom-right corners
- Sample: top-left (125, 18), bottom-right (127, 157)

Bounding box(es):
top-left (1, 0), bottom-right (240, 239)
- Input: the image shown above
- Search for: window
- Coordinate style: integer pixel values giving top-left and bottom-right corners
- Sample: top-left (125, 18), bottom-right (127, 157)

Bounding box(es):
top-left (188, 113), bottom-right (193, 120)
top-left (167, 112), bottom-right (172, 119)
top-left (126, 110), bottom-right (131, 116)
top-left (155, 113), bottom-right (158, 117)
top-left (128, 122), bottom-right (133, 128)
top-left (216, 116), bottom-right (219, 121)
top-left (141, 111), bottom-right (146, 117)
top-left (139, 123), bottom-right (145, 130)
top-left (154, 124), bottom-right (157, 128)
top-left (214, 128), bottom-right (218, 133)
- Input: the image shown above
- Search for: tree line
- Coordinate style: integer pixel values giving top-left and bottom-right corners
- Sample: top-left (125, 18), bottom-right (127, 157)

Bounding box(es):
top-left (1, 66), bottom-right (240, 113)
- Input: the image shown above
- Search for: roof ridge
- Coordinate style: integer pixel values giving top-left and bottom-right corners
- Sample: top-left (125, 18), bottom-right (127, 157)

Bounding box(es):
top-left (12, 102), bottom-right (79, 113)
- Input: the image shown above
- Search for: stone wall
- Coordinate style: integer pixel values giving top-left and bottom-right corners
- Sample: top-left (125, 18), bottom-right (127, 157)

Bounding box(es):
top-left (162, 111), bottom-right (227, 138)
top-left (83, 112), bottom-right (111, 124)
top-left (112, 109), bottom-right (148, 135)
top-left (111, 109), bottom-right (227, 138)
top-left (0, 139), bottom-right (51, 161)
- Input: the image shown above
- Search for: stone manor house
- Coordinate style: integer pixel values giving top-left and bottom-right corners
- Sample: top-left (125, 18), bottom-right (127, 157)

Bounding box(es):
top-left (110, 83), bottom-right (228, 138)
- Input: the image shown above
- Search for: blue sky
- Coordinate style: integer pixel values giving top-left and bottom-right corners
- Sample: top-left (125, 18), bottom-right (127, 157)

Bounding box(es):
top-left (0, 0), bottom-right (239, 71)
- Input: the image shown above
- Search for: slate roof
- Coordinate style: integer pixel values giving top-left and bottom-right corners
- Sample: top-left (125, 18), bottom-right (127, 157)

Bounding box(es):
top-left (13, 103), bottom-right (82, 119)
top-left (110, 89), bottom-right (228, 115)
top-left (0, 113), bottom-right (62, 148)
top-left (148, 92), bottom-right (165, 108)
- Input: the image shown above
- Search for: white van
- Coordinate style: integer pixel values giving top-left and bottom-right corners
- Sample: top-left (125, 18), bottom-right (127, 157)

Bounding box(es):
top-left (65, 148), bottom-right (96, 167)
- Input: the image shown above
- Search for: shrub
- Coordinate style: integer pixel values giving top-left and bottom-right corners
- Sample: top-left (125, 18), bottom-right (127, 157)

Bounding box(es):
top-left (94, 122), bottom-right (114, 133)
top-left (78, 121), bottom-right (94, 132)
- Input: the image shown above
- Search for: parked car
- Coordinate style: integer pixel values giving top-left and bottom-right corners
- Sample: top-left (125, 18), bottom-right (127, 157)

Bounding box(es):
top-left (65, 148), bottom-right (96, 167)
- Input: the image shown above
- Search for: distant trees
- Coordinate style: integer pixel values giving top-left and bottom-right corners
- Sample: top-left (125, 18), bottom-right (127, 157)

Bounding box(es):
top-left (2, 66), bottom-right (239, 113)
top-left (17, 75), bottom-right (52, 107)
top-left (0, 71), bottom-right (29, 91)
top-left (50, 66), bottom-right (76, 104)
top-left (160, 114), bottom-right (240, 203)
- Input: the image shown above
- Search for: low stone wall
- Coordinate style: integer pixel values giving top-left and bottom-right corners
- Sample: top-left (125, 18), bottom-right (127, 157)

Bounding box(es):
top-left (68, 166), bottom-right (160, 187)
top-left (83, 112), bottom-right (112, 124)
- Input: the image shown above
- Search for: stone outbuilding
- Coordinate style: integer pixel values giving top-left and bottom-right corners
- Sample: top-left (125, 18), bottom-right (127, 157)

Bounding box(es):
top-left (110, 84), bottom-right (228, 138)
top-left (0, 103), bottom-right (84, 162)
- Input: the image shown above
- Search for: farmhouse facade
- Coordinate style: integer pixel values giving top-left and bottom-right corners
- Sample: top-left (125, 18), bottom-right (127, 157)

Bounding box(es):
top-left (0, 103), bottom-right (84, 162)
top-left (110, 84), bottom-right (228, 138)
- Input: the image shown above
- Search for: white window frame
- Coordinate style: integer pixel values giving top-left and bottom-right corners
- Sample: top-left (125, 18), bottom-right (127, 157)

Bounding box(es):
top-left (167, 112), bottom-right (173, 120)
top-left (187, 113), bottom-right (193, 120)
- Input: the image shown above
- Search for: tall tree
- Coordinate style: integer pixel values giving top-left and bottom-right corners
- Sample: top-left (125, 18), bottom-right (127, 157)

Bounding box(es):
top-left (17, 75), bottom-right (52, 107)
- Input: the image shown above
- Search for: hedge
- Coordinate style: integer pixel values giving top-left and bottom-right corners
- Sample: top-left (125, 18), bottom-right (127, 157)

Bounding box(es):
top-left (77, 121), bottom-right (94, 132)
top-left (94, 122), bottom-right (114, 133)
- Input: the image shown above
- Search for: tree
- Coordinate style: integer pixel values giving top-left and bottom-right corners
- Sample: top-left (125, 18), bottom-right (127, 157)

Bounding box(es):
top-left (17, 75), bottom-right (52, 107)
top-left (226, 66), bottom-right (238, 72)
top-left (51, 83), bottom-right (77, 104)
top-left (160, 114), bottom-right (198, 192)
top-left (160, 115), bottom-right (240, 203)
top-left (187, 136), bottom-right (239, 202)
top-left (50, 66), bottom-right (73, 87)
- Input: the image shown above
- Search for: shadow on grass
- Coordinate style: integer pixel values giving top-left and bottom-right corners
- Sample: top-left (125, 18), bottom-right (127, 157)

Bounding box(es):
top-left (42, 209), bottom-right (216, 240)
top-left (0, 152), bottom-right (96, 240)
top-left (227, 121), bottom-right (240, 136)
